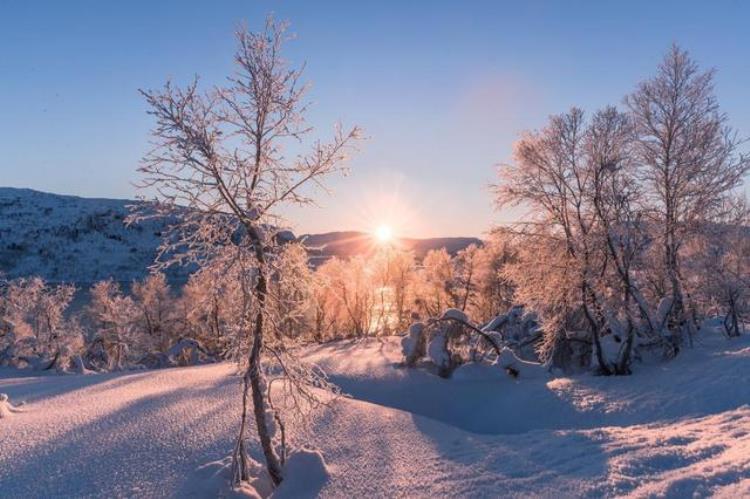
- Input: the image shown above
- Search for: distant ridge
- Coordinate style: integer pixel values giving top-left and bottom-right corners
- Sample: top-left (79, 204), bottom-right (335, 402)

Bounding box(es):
top-left (0, 187), bottom-right (481, 283)
top-left (301, 231), bottom-right (481, 263)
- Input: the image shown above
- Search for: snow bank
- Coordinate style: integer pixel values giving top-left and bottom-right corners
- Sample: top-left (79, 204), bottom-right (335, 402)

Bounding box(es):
top-left (2, 334), bottom-right (749, 497)
top-left (275, 448), bottom-right (330, 499)
top-left (178, 456), bottom-right (263, 499)
top-left (400, 322), bottom-right (425, 366)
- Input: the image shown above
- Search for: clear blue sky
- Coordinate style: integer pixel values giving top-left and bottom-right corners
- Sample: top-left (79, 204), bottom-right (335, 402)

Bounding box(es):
top-left (2, 1), bottom-right (749, 237)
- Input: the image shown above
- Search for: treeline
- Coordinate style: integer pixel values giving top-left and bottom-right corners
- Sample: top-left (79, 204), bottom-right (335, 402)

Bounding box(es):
top-left (493, 46), bottom-right (749, 374)
top-left (2, 207), bottom-right (745, 376)
top-left (0, 240), bottom-right (518, 372)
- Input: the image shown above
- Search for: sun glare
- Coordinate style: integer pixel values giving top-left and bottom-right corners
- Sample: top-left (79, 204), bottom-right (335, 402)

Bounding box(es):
top-left (375, 224), bottom-right (393, 243)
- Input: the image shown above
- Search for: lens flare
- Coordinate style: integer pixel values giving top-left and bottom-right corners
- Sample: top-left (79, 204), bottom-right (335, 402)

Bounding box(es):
top-left (375, 225), bottom-right (393, 243)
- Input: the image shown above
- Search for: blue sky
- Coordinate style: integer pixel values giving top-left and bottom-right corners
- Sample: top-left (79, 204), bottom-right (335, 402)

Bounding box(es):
top-left (2, 1), bottom-right (749, 237)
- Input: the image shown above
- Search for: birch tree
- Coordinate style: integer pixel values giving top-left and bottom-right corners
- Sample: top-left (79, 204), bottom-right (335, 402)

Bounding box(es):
top-left (626, 45), bottom-right (750, 346)
top-left (134, 18), bottom-right (360, 487)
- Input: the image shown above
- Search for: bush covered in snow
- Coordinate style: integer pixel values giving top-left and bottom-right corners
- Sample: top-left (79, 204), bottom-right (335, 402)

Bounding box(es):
top-left (401, 306), bottom-right (547, 379)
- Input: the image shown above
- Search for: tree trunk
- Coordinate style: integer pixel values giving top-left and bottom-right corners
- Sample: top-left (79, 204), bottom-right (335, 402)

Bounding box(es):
top-left (232, 224), bottom-right (284, 488)
top-left (247, 275), bottom-right (283, 485)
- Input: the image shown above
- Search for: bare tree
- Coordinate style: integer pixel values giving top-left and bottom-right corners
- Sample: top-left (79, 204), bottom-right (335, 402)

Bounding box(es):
top-left (131, 273), bottom-right (175, 352)
top-left (626, 45), bottom-right (750, 346)
top-left (496, 108), bottom-right (618, 372)
top-left (3, 277), bottom-right (78, 370)
top-left (496, 107), bottom-right (664, 374)
top-left (86, 279), bottom-right (138, 370)
top-left (134, 18), bottom-right (360, 487)
top-left (687, 198), bottom-right (750, 337)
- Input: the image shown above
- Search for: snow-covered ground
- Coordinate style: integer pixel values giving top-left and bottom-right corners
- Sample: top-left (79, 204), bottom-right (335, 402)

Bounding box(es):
top-left (1, 334), bottom-right (749, 497)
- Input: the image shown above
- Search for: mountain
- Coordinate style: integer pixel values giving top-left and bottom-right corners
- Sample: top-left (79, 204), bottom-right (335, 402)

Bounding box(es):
top-left (301, 231), bottom-right (482, 264)
top-left (0, 188), bottom-right (179, 285)
top-left (0, 188), bottom-right (481, 285)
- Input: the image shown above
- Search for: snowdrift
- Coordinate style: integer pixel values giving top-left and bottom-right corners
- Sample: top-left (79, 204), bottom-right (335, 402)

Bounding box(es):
top-left (1, 334), bottom-right (749, 497)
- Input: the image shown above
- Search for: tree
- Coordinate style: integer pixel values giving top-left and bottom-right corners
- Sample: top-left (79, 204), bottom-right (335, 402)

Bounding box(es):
top-left (626, 45), bottom-right (750, 346)
top-left (417, 248), bottom-right (459, 317)
top-left (3, 277), bottom-right (78, 370)
top-left (686, 199), bottom-right (750, 337)
top-left (135, 17), bottom-right (360, 487)
top-left (385, 248), bottom-right (418, 331)
top-left (86, 279), bottom-right (138, 370)
top-left (181, 247), bottom-right (246, 358)
top-left (467, 233), bottom-right (516, 323)
top-left (454, 244), bottom-right (480, 313)
top-left (496, 107), bottom-right (662, 375)
top-left (267, 243), bottom-right (314, 341)
top-left (131, 273), bottom-right (175, 352)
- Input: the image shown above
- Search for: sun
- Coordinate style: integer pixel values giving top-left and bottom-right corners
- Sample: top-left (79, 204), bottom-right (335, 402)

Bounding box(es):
top-left (375, 224), bottom-right (393, 244)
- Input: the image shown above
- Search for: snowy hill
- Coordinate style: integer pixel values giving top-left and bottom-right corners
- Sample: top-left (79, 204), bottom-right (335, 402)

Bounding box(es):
top-left (1, 334), bottom-right (749, 497)
top-left (0, 188), bottom-right (182, 285)
top-left (0, 188), bottom-right (480, 285)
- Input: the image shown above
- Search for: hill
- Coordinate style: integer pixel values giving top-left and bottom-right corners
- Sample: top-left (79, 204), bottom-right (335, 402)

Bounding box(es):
top-left (0, 188), bottom-right (480, 284)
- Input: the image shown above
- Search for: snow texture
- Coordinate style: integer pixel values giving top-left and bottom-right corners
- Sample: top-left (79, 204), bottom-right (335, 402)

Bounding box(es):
top-left (1, 333), bottom-right (750, 497)
top-left (275, 449), bottom-right (330, 499)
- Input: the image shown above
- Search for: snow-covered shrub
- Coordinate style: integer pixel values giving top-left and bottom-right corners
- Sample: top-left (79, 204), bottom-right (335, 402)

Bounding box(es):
top-left (2, 277), bottom-right (80, 371)
top-left (401, 322), bottom-right (426, 366)
top-left (85, 279), bottom-right (140, 370)
top-left (482, 305), bottom-right (540, 361)
top-left (131, 272), bottom-right (177, 352)
top-left (403, 307), bottom-right (547, 379)
top-left (427, 327), bottom-right (452, 376)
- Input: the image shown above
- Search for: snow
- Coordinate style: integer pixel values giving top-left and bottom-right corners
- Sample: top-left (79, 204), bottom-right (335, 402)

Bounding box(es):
top-left (441, 307), bottom-right (468, 322)
top-left (1, 333), bottom-right (750, 497)
top-left (177, 457), bottom-right (263, 499)
top-left (426, 331), bottom-right (450, 369)
top-left (0, 392), bottom-right (24, 418)
top-left (400, 321), bottom-right (425, 364)
top-left (275, 449), bottom-right (330, 499)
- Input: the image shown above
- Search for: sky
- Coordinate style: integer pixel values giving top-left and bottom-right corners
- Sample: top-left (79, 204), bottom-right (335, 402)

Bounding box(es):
top-left (2, 1), bottom-right (750, 238)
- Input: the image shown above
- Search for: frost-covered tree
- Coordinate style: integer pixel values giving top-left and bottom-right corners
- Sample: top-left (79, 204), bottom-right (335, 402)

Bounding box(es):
top-left (181, 248), bottom-right (246, 358)
top-left (385, 248), bottom-right (419, 331)
top-left (267, 243), bottom-right (314, 340)
top-left (3, 277), bottom-right (78, 370)
top-left (131, 273), bottom-right (175, 352)
top-left (626, 45), bottom-right (750, 345)
top-left (454, 244), bottom-right (479, 313)
top-left (417, 248), bottom-right (459, 318)
top-left (496, 107), bottom-right (664, 375)
top-left (323, 256), bottom-right (377, 337)
top-left (308, 260), bottom-right (342, 341)
top-left (86, 279), bottom-right (138, 370)
top-left (494, 46), bottom-right (749, 372)
top-left (686, 199), bottom-right (750, 337)
top-left (467, 233), bottom-right (517, 323)
top-left (134, 17), bottom-right (360, 487)
top-left (369, 247), bottom-right (418, 334)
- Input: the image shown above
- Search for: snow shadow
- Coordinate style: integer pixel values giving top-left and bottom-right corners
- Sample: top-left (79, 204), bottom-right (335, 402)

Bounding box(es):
top-left (410, 412), bottom-right (610, 485)
top-left (1, 372), bottom-right (241, 497)
top-left (0, 368), bottom-right (155, 405)
top-left (326, 368), bottom-right (594, 435)
top-left (318, 334), bottom-right (750, 436)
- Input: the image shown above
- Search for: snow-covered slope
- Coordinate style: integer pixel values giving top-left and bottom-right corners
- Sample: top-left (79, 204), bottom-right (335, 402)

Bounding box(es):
top-left (0, 187), bottom-right (182, 284)
top-left (1, 334), bottom-right (749, 497)
top-left (0, 188), bottom-right (480, 285)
